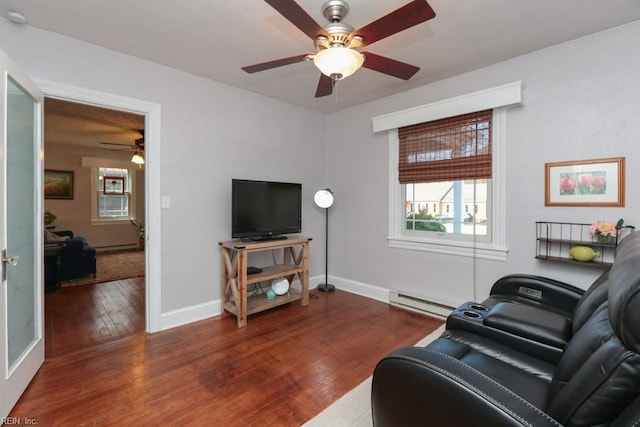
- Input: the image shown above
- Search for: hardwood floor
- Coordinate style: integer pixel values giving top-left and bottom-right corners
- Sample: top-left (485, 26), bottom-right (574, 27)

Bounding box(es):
top-left (14, 287), bottom-right (442, 426)
top-left (45, 277), bottom-right (145, 357)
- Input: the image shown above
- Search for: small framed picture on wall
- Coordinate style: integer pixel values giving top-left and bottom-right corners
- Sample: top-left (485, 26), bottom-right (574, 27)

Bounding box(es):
top-left (44, 170), bottom-right (74, 200)
top-left (103, 176), bottom-right (125, 195)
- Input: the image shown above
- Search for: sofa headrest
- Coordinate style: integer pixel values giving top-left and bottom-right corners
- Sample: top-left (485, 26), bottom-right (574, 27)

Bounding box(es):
top-left (608, 232), bottom-right (640, 353)
top-left (615, 230), bottom-right (640, 257)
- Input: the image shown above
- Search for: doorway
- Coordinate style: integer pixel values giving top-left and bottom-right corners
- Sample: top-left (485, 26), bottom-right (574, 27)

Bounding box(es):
top-left (43, 98), bottom-right (147, 356)
top-left (36, 79), bottom-right (163, 335)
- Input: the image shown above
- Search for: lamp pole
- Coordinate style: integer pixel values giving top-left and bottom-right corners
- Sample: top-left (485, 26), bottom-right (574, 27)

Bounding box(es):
top-left (314, 189), bottom-right (335, 292)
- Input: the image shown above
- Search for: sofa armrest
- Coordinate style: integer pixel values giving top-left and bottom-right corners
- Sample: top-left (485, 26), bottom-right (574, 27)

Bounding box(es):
top-left (54, 230), bottom-right (74, 239)
top-left (489, 274), bottom-right (584, 314)
top-left (446, 302), bottom-right (567, 364)
top-left (62, 238), bottom-right (84, 254)
top-left (372, 346), bottom-right (562, 427)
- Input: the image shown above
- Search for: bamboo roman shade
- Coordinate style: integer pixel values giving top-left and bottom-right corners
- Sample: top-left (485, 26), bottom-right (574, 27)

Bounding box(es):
top-left (398, 109), bottom-right (492, 184)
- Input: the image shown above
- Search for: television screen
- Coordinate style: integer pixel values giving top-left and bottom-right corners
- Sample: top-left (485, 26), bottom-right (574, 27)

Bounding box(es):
top-left (232, 179), bottom-right (302, 240)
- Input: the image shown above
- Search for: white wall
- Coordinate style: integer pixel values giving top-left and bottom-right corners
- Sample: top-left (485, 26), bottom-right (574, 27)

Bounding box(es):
top-left (325, 21), bottom-right (640, 307)
top-left (0, 20), bottom-right (328, 315)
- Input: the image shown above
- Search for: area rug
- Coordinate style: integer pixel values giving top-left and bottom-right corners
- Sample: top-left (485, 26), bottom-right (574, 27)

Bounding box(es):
top-left (303, 324), bottom-right (446, 427)
top-left (61, 250), bottom-right (145, 287)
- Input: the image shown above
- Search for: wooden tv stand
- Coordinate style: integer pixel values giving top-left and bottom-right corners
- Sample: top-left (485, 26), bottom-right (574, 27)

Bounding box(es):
top-left (219, 235), bottom-right (311, 328)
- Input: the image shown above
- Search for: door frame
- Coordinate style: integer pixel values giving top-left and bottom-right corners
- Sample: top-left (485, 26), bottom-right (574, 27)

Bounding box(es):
top-left (37, 79), bottom-right (162, 332)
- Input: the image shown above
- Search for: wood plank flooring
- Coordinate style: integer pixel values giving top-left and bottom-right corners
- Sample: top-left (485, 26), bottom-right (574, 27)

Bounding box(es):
top-left (14, 286), bottom-right (442, 426)
top-left (45, 277), bottom-right (145, 357)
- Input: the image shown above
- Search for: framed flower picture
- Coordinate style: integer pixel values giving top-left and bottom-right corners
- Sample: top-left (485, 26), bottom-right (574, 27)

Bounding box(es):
top-left (545, 157), bottom-right (625, 207)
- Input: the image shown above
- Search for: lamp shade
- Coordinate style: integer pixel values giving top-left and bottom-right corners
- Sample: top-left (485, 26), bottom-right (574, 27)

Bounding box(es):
top-left (314, 189), bottom-right (334, 209)
top-left (131, 152), bottom-right (145, 165)
top-left (313, 47), bottom-right (364, 80)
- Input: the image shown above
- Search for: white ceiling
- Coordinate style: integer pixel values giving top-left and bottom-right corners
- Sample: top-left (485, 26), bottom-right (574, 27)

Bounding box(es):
top-left (3, 0), bottom-right (640, 115)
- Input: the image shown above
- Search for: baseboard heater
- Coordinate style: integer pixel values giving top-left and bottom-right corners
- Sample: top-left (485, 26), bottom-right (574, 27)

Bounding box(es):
top-left (389, 290), bottom-right (454, 318)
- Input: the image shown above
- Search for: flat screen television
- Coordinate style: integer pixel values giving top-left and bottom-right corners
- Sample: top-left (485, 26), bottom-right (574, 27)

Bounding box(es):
top-left (232, 179), bottom-right (302, 241)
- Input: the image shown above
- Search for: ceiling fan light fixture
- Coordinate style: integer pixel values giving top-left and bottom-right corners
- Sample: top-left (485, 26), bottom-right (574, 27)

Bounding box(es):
top-left (313, 47), bottom-right (363, 80)
top-left (131, 151), bottom-right (145, 165)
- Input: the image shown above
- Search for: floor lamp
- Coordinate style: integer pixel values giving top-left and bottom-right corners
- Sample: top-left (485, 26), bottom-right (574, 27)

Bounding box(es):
top-left (314, 188), bottom-right (335, 292)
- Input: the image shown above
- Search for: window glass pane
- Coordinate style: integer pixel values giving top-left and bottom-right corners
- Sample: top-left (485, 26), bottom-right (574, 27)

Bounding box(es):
top-left (405, 180), bottom-right (488, 236)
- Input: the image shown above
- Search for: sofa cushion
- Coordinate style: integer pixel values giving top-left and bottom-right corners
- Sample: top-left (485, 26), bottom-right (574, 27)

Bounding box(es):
top-left (428, 330), bottom-right (553, 409)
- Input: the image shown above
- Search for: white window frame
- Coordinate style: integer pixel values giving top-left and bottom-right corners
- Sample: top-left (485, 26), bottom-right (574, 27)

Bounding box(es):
top-left (97, 167), bottom-right (131, 219)
top-left (81, 156), bottom-right (138, 226)
top-left (372, 82), bottom-right (523, 261)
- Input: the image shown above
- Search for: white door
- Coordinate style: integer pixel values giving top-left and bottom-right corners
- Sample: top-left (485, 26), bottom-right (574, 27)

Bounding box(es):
top-left (0, 49), bottom-right (44, 418)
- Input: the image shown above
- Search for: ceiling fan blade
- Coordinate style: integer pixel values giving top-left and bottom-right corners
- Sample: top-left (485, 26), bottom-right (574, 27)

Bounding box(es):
top-left (361, 52), bottom-right (420, 80)
top-left (315, 74), bottom-right (334, 98)
top-left (353, 0), bottom-right (436, 47)
top-left (264, 0), bottom-right (328, 40)
top-left (242, 54), bottom-right (309, 73)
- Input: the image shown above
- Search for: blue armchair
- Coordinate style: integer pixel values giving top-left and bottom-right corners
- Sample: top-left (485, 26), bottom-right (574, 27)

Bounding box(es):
top-left (49, 230), bottom-right (97, 281)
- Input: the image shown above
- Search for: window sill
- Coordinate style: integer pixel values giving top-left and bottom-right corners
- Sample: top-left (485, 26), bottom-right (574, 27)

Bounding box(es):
top-left (91, 218), bottom-right (132, 226)
top-left (388, 235), bottom-right (508, 261)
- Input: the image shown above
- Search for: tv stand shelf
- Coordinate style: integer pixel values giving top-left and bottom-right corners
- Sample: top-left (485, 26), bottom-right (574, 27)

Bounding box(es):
top-left (219, 235), bottom-right (311, 328)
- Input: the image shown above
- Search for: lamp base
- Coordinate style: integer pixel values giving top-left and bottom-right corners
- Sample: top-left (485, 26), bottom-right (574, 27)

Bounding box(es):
top-left (317, 283), bottom-right (336, 292)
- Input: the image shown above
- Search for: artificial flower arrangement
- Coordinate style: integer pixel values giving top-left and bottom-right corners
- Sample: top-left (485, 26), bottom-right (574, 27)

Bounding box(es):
top-left (589, 218), bottom-right (624, 243)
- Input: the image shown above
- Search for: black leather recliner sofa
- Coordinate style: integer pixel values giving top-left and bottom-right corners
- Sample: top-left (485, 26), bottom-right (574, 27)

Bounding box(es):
top-left (372, 231), bottom-right (640, 426)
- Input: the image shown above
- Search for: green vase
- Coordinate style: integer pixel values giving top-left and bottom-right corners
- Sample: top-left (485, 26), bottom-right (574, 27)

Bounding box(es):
top-left (596, 234), bottom-right (615, 244)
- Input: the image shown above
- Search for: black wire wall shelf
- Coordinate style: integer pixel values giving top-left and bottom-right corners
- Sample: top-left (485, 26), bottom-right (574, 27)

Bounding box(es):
top-left (535, 221), bottom-right (634, 268)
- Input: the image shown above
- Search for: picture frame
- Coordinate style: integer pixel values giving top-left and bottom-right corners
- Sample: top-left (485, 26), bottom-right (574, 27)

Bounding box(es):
top-left (545, 157), bottom-right (625, 207)
top-left (44, 170), bottom-right (74, 200)
top-left (103, 176), bottom-right (125, 195)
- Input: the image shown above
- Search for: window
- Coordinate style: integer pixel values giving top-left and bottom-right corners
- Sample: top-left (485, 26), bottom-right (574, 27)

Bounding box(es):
top-left (400, 110), bottom-right (492, 243)
top-left (82, 156), bottom-right (139, 225)
top-left (98, 167), bottom-right (130, 218)
top-left (372, 82), bottom-right (524, 260)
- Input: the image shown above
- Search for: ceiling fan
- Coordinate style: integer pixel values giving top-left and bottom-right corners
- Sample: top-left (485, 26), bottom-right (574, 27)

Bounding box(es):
top-left (99, 130), bottom-right (145, 164)
top-left (242, 0), bottom-right (436, 97)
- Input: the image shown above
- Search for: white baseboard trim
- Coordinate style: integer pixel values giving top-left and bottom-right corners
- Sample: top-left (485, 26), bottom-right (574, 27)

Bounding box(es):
top-left (310, 275), bottom-right (390, 303)
top-left (161, 299), bottom-right (221, 331)
top-left (159, 275), bottom-right (393, 331)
